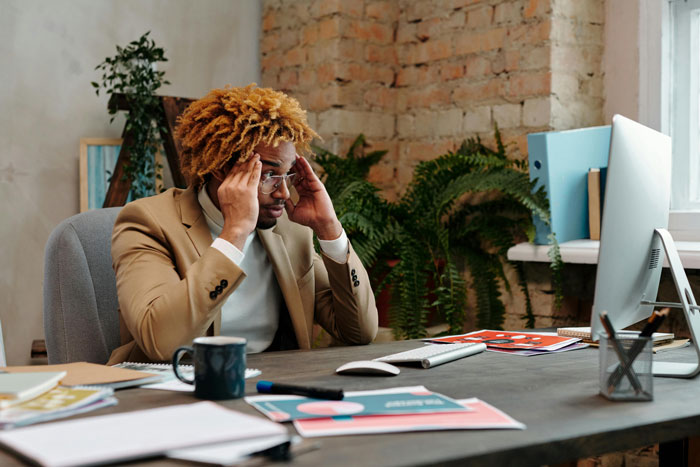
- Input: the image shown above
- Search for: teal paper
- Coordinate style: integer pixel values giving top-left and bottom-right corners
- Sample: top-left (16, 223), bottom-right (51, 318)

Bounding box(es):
top-left (249, 389), bottom-right (468, 422)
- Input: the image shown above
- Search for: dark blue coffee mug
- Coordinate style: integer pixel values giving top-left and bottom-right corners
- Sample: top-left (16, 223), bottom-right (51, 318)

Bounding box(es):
top-left (173, 336), bottom-right (247, 400)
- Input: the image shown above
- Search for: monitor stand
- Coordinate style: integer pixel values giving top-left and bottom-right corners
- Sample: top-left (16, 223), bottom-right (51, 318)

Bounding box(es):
top-left (639, 229), bottom-right (700, 378)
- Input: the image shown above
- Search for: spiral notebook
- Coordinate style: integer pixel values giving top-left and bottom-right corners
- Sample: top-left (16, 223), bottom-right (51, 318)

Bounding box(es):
top-left (556, 327), bottom-right (674, 344)
top-left (113, 362), bottom-right (261, 392)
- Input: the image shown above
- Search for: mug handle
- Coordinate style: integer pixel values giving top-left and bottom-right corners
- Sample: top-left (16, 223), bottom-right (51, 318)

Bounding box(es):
top-left (172, 346), bottom-right (194, 385)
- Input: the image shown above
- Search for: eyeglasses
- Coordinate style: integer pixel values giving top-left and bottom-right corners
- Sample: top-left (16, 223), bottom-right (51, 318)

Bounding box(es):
top-left (259, 172), bottom-right (298, 194)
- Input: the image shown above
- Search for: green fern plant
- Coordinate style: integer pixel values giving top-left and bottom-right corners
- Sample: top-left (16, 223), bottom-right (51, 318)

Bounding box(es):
top-left (313, 130), bottom-right (561, 339)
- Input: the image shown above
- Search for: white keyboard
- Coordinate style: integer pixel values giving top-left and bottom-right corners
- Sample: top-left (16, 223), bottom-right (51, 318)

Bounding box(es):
top-left (374, 342), bottom-right (487, 369)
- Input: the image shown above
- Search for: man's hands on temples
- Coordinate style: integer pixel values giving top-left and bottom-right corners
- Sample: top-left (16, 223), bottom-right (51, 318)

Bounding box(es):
top-left (286, 155), bottom-right (343, 241)
top-left (218, 154), bottom-right (262, 250)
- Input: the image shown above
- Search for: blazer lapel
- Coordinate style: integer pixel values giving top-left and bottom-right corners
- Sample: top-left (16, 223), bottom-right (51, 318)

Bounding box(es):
top-left (178, 187), bottom-right (213, 257)
top-left (257, 226), bottom-right (311, 349)
top-left (178, 186), bottom-right (221, 334)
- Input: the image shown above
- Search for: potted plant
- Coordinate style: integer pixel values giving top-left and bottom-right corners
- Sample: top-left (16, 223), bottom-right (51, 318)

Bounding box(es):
top-left (91, 31), bottom-right (170, 199)
top-left (313, 130), bottom-right (562, 339)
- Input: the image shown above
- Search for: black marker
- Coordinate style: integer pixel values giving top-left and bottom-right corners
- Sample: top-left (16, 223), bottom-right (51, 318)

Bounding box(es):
top-left (256, 381), bottom-right (344, 400)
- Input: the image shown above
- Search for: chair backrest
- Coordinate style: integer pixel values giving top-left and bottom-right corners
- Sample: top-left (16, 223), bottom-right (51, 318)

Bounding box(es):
top-left (43, 208), bottom-right (122, 364)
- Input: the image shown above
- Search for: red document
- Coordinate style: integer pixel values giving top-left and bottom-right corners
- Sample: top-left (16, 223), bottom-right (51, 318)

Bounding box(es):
top-left (425, 330), bottom-right (579, 351)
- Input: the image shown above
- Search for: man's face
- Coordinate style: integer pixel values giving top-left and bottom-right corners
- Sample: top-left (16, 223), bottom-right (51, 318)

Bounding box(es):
top-left (255, 141), bottom-right (297, 229)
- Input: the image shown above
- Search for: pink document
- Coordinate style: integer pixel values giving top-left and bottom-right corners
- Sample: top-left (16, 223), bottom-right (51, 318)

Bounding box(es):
top-left (293, 398), bottom-right (525, 437)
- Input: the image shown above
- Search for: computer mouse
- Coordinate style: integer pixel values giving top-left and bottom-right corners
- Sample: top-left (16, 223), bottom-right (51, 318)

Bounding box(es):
top-left (335, 360), bottom-right (400, 376)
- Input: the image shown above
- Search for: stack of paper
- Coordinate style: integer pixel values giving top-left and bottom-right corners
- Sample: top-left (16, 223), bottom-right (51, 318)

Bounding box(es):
top-left (0, 372), bottom-right (66, 409)
top-left (0, 386), bottom-right (116, 429)
top-left (246, 385), bottom-right (525, 437)
top-left (424, 330), bottom-right (588, 356)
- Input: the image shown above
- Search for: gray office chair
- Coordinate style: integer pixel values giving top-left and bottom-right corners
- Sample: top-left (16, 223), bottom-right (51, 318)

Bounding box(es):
top-left (43, 208), bottom-right (122, 364)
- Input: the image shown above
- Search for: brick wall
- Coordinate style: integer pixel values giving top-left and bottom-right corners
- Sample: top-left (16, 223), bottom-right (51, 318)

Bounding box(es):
top-left (261, 0), bottom-right (606, 328)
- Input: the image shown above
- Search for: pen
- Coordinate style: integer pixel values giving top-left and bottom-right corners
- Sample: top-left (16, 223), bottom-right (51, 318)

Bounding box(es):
top-left (607, 308), bottom-right (669, 389)
top-left (256, 381), bottom-right (344, 400)
top-left (600, 311), bottom-right (644, 394)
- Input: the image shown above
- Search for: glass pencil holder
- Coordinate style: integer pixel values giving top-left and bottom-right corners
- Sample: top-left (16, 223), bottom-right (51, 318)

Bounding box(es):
top-left (599, 334), bottom-right (653, 401)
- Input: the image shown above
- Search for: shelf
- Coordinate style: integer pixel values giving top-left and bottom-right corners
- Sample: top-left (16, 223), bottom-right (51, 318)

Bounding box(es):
top-left (507, 239), bottom-right (700, 269)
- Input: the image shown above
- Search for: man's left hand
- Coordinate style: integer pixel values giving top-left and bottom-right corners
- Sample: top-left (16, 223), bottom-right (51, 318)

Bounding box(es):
top-left (285, 155), bottom-right (342, 240)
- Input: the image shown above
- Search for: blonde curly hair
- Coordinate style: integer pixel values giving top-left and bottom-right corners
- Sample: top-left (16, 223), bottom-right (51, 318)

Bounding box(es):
top-left (175, 84), bottom-right (319, 189)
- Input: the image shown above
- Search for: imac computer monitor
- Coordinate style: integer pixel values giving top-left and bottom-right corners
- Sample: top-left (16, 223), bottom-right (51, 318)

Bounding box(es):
top-left (590, 115), bottom-right (672, 340)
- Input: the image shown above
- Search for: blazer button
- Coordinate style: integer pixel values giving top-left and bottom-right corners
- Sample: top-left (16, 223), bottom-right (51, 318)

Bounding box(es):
top-left (220, 279), bottom-right (228, 288)
top-left (209, 291), bottom-right (217, 300)
top-left (351, 269), bottom-right (356, 275)
top-left (215, 285), bottom-right (223, 294)
top-left (352, 274), bottom-right (358, 281)
top-left (354, 280), bottom-right (360, 287)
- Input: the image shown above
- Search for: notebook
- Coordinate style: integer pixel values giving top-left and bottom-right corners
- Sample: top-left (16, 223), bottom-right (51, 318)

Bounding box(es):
top-left (0, 372), bottom-right (66, 409)
top-left (557, 326), bottom-right (674, 344)
top-left (0, 362), bottom-right (161, 389)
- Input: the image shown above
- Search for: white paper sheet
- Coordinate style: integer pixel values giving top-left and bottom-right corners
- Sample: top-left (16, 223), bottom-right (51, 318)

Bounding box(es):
top-left (0, 401), bottom-right (285, 467)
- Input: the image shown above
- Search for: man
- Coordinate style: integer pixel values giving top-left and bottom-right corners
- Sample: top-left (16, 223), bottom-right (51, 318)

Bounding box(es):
top-left (107, 84), bottom-right (377, 364)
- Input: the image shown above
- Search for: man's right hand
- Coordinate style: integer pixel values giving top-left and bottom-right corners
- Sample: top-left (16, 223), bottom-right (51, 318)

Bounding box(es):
top-left (217, 154), bottom-right (261, 250)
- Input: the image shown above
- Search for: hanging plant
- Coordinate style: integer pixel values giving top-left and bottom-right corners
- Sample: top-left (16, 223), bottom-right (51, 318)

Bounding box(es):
top-left (91, 31), bottom-right (170, 199)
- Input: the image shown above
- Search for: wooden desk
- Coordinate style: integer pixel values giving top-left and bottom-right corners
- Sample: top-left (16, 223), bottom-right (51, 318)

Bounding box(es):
top-left (3, 341), bottom-right (700, 466)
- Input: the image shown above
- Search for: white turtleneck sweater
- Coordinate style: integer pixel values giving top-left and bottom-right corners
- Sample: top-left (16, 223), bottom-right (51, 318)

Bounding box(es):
top-left (197, 186), bottom-right (348, 352)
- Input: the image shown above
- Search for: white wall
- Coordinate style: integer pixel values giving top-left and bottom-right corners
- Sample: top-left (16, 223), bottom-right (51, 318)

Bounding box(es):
top-left (0, 0), bottom-right (261, 364)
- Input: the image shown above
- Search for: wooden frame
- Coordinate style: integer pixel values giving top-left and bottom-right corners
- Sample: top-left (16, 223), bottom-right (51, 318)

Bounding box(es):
top-left (79, 138), bottom-right (123, 212)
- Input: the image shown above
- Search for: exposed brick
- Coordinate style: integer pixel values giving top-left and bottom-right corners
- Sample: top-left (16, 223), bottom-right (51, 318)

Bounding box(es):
top-left (299, 68), bottom-right (317, 86)
top-left (446, 10), bottom-right (467, 29)
top-left (453, 79), bottom-right (505, 102)
top-left (262, 11), bottom-right (276, 31)
top-left (508, 71), bottom-right (552, 97)
top-left (440, 62), bottom-right (466, 81)
top-left (507, 20), bottom-right (551, 46)
top-left (316, 0), bottom-right (364, 18)
top-left (279, 69), bottom-right (299, 89)
top-left (520, 45), bottom-right (549, 70)
top-left (261, 32), bottom-right (280, 54)
top-left (317, 108), bottom-right (395, 138)
top-left (338, 40), bottom-right (366, 61)
top-left (400, 39), bottom-right (452, 65)
top-left (524, 0), bottom-right (549, 19)
top-left (466, 55), bottom-right (492, 78)
top-left (523, 97), bottom-right (551, 127)
top-left (308, 41), bottom-right (338, 65)
top-left (467, 5), bottom-right (493, 29)
top-left (366, 1), bottom-right (399, 20)
top-left (454, 28), bottom-right (507, 55)
top-left (463, 106), bottom-right (492, 133)
top-left (451, 0), bottom-right (482, 9)
top-left (492, 102), bottom-right (521, 128)
top-left (403, 140), bottom-right (456, 163)
top-left (345, 20), bottom-right (394, 44)
top-left (436, 108), bottom-right (464, 136)
top-left (319, 17), bottom-right (342, 40)
top-left (417, 18), bottom-right (443, 41)
top-left (404, 87), bottom-right (451, 109)
top-left (364, 87), bottom-right (397, 109)
top-left (261, 70), bottom-right (279, 89)
top-left (283, 46), bottom-right (306, 67)
top-left (396, 22), bottom-right (417, 44)
top-left (405, 1), bottom-right (438, 22)
top-left (316, 63), bottom-right (338, 84)
top-left (301, 25), bottom-right (319, 45)
top-left (504, 49), bottom-right (520, 71)
top-left (494, 1), bottom-right (522, 24)
top-left (366, 44), bottom-right (398, 64)
top-left (261, 52), bottom-right (282, 72)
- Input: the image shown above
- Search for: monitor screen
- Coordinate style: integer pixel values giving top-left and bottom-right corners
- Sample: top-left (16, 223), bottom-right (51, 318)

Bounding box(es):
top-left (590, 115), bottom-right (672, 340)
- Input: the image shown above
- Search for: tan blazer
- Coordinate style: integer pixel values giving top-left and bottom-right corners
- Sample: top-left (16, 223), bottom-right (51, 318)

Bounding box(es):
top-left (106, 187), bottom-right (377, 365)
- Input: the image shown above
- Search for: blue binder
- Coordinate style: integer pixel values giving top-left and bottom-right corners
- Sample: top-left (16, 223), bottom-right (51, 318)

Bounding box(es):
top-left (528, 126), bottom-right (611, 244)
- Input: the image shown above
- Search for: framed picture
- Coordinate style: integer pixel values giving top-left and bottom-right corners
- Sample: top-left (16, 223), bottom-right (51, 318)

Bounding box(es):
top-left (79, 138), bottom-right (123, 212)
